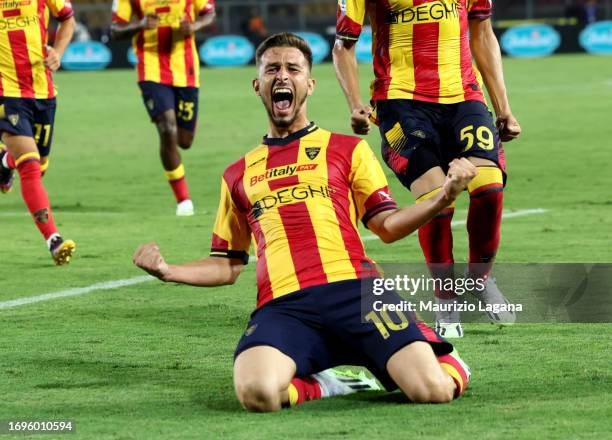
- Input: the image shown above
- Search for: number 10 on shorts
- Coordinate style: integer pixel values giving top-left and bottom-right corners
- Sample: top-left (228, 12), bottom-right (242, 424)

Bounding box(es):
top-left (365, 310), bottom-right (409, 339)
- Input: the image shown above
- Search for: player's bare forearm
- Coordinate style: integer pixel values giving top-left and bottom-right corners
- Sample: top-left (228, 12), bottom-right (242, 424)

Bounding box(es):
top-left (469, 18), bottom-right (510, 116)
top-left (369, 192), bottom-right (451, 243)
top-left (332, 39), bottom-right (372, 134)
top-left (469, 18), bottom-right (521, 141)
top-left (333, 40), bottom-right (363, 111)
top-left (165, 257), bottom-right (243, 286)
top-left (367, 159), bottom-right (477, 243)
top-left (43, 17), bottom-right (75, 71)
top-left (52, 17), bottom-right (75, 57)
top-left (111, 14), bottom-right (158, 40)
top-left (111, 22), bottom-right (142, 40)
top-left (190, 12), bottom-right (216, 33)
top-left (133, 242), bottom-right (243, 286)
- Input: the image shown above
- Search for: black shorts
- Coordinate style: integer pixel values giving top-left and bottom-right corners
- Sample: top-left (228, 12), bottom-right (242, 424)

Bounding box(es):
top-left (0, 97), bottom-right (56, 157)
top-left (138, 81), bottom-right (199, 132)
top-left (377, 99), bottom-right (506, 189)
top-left (234, 278), bottom-right (453, 391)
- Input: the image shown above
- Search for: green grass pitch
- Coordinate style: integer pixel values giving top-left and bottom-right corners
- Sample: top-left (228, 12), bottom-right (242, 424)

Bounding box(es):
top-left (1, 54), bottom-right (611, 439)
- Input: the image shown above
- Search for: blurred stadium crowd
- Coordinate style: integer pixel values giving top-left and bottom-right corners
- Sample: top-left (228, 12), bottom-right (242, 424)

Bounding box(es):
top-left (69, 0), bottom-right (612, 44)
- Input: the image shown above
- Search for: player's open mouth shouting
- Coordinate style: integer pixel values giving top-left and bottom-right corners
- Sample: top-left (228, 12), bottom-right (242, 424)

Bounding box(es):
top-left (272, 86), bottom-right (294, 118)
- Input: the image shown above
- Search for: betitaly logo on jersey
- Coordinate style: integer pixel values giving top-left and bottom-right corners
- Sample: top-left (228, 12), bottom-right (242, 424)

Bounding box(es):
top-left (249, 163), bottom-right (318, 187)
top-left (0, 0), bottom-right (32, 7)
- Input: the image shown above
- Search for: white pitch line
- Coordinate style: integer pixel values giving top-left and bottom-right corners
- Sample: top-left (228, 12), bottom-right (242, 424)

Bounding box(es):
top-left (362, 208), bottom-right (547, 242)
top-left (0, 275), bottom-right (154, 310)
top-left (0, 211), bottom-right (125, 217)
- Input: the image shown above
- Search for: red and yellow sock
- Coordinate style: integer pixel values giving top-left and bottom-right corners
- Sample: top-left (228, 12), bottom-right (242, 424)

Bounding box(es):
top-left (416, 188), bottom-right (456, 299)
top-left (287, 377), bottom-right (323, 407)
top-left (164, 163), bottom-right (190, 203)
top-left (16, 152), bottom-right (58, 240)
top-left (466, 166), bottom-right (504, 278)
top-left (438, 351), bottom-right (471, 398)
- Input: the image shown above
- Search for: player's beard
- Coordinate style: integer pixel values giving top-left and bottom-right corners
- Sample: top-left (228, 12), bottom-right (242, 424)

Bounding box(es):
top-left (264, 91), bottom-right (308, 129)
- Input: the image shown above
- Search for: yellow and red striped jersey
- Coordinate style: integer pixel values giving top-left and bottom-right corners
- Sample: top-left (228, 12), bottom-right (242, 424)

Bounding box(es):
top-left (0, 0), bottom-right (73, 98)
top-left (210, 124), bottom-right (397, 308)
top-left (336, 0), bottom-right (493, 104)
top-left (112, 0), bottom-right (215, 87)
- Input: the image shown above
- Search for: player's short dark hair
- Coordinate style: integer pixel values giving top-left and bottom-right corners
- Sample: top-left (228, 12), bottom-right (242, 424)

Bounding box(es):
top-left (255, 32), bottom-right (313, 71)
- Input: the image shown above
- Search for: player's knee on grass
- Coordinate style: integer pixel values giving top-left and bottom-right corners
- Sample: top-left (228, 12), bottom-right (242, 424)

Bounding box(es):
top-left (233, 346), bottom-right (296, 412)
top-left (405, 372), bottom-right (455, 404)
top-left (235, 376), bottom-right (283, 412)
top-left (177, 129), bottom-right (194, 150)
top-left (387, 341), bottom-right (455, 404)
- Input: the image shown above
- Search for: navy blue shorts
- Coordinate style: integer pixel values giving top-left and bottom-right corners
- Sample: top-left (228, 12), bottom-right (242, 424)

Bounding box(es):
top-left (376, 99), bottom-right (506, 189)
top-left (234, 278), bottom-right (453, 391)
top-left (0, 97), bottom-right (56, 157)
top-left (138, 81), bottom-right (199, 132)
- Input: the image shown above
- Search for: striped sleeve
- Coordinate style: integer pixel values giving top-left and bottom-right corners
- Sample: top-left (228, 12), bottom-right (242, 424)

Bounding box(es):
top-left (349, 140), bottom-right (397, 227)
top-left (468, 0), bottom-right (493, 20)
top-left (195, 0), bottom-right (216, 17)
top-left (209, 176), bottom-right (251, 264)
top-left (336, 0), bottom-right (366, 41)
top-left (112, 0), bottom-right (132, 24)
top-left (46, 0), bottom-right (74, 21)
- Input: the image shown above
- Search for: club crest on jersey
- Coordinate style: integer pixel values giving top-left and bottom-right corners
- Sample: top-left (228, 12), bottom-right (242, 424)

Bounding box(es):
top-left (305, 147), bottom-right (320, 160)
top-left (7, 114), bottom-right (19, 126)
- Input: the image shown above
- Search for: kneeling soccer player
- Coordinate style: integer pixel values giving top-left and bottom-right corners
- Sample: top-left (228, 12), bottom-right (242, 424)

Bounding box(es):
top-left (134, 33), bottom-right (474, 411)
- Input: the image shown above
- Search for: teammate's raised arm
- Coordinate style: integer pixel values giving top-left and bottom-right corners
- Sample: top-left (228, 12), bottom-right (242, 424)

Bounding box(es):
top-left (332, 39), bottom-right (371, 135)
top-left (469, 17), bottom-right (521, 142)
top-left (133, 243), bottom-right (244, 286)
top-left (333, 0), bottom-right (371, 134)
top-left (367, 159), bottom-right (477, 243)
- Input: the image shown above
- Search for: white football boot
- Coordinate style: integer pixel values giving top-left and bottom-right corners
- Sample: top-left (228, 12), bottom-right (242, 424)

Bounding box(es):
top-left (471, 276), bottom-right (516, 325)
top-left (176, 199), bottom-right (194, 216)
top-left (313, 369), bottom-right (381, 397)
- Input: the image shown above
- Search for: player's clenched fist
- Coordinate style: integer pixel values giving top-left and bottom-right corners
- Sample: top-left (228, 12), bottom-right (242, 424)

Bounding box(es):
top-left (178, 16), bottom-right (194, 37)
top-left (496, 113), bottom-right (521, 142)
top-left (133, 242), bottom-right (170, 280)
top-left (43, 45), bottom-right (61, 72)
top-left (351, 104), bottom-right (372, 135)
top-left (442, 158), bottom-right (477, 201)
top-left (141, 14), bottom-right (159, 30)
